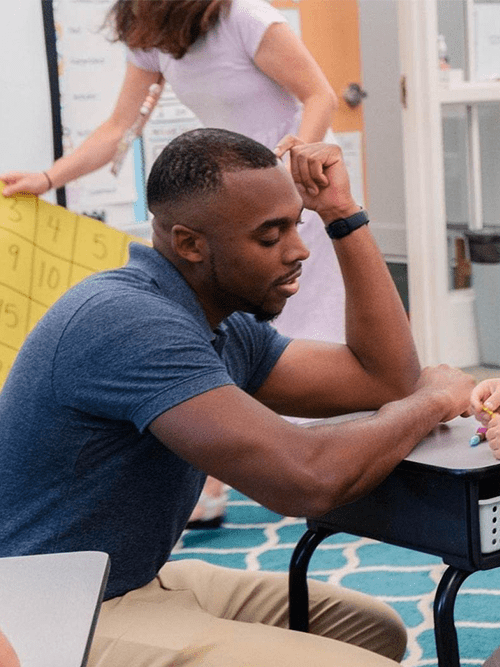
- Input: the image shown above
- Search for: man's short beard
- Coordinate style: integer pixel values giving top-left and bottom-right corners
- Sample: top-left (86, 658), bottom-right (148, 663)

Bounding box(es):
top-left (253, 308), bottom-right (280, 323)
top-left (209, 254), bottom-right (281, 323)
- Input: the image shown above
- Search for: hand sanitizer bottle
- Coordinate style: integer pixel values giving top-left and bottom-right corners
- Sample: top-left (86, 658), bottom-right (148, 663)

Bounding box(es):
top-left (438, 34), bottom-right (451, 84)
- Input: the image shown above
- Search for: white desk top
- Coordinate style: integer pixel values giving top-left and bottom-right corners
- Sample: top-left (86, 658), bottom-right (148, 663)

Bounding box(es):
top-left (309, 413), bottom-right (500, 472)
top-left (0, 551), bottom-right (109, 667)
top-left (405, 415), bottom-right (500, 470)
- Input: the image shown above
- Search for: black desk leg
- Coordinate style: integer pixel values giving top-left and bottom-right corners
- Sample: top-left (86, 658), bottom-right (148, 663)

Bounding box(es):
top-left (433, 565), bottom-right (472, 667)
top-left (289, 528), bottom-right (331, 632)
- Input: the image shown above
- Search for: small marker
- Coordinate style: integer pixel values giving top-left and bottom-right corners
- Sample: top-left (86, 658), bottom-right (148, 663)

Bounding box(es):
top-left (470, 426), bottom-right (488, 447)
top-left (482, 405), bottom-right (495, 417)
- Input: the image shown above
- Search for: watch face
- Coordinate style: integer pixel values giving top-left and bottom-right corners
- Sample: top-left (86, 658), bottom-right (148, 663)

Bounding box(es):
top-left (326, 210), bottom-right (369, 239)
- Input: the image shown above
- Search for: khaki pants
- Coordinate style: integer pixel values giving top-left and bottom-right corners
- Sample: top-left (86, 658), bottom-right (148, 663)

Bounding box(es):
top-left (88, 559), bottom-right (406, 667)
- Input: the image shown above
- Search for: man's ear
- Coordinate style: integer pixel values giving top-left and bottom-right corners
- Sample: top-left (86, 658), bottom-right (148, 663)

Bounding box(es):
top-left (170, 224), bottom-right (206, 263)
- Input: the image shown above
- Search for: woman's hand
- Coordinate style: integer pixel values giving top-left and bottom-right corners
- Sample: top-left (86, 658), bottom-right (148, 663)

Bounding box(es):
top-left (470, 378), bottom-right (500, 423)
top-left (1, 171), bottom-right (51, 197)
top-left (484, 414), bottom-right (500, 459)
top-left (469, 378), bottom-right (500, 459)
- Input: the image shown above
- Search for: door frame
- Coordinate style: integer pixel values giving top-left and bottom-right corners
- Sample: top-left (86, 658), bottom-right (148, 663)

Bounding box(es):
top-left (397, 0), bottom-right (479, 367)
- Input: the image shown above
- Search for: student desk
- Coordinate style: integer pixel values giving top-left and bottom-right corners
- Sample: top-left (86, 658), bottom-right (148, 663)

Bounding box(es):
top-left (0, 551), bottom-right (109, 667)
top-left (289, 415), bottom-right (500, 667)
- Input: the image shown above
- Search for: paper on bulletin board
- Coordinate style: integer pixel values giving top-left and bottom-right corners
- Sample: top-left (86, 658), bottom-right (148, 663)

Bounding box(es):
top-left (52, 0), bottom-right (137, 211)
top-left (475, 3), bottom-right (500, 81)
top-left (334, 131), bottom-right (365, 208)
top-left (0, 182), bottom-right (147, 389)
top-left (141, 83), bottom-right (203, 180)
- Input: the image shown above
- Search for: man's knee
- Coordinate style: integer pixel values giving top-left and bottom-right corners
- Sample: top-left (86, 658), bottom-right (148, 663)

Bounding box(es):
top-left (306, 578), bottom-right (406, 662)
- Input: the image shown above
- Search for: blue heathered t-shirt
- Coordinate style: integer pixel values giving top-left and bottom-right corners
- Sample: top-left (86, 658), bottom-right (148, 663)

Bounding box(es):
top-left (0, 244), bottom-right (291, 599)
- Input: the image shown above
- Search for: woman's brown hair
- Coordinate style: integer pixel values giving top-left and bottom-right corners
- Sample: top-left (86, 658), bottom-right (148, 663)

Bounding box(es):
top-left (106, 0), bottom-right (231, 59)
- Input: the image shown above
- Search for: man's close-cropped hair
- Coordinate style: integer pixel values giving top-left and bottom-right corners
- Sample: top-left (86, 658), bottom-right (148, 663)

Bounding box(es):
top-left (147, 128), bottom-right (278, 211)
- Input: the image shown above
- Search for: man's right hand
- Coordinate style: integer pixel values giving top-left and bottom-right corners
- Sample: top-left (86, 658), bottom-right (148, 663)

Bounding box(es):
top-left (415, 365), bottom-right (476, 422)
top-left (274, 135), bottom-right (357, 223)
top-left (0, 172), bottom-right (51, 197)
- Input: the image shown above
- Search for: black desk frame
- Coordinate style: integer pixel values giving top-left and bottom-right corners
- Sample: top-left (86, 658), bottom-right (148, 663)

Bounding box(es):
top-left (289, 458), bottom-right (500, 667)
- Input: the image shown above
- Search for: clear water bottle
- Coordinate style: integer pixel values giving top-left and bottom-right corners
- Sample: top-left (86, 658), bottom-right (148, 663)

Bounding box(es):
top-left (438, 34), bottom-right (451, 83)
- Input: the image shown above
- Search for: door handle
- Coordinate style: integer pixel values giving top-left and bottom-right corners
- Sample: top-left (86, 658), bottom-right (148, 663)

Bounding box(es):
top-left (343, 83), bottom-right (368, 108)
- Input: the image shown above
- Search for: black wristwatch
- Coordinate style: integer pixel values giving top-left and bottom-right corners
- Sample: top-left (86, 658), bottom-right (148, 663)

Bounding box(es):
top-left (325, 208), bottom-right (369, 240)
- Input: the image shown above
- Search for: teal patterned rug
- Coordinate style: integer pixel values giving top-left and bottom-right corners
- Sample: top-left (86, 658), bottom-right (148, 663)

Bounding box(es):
top-left (171, 489), bottom-right (500, 666)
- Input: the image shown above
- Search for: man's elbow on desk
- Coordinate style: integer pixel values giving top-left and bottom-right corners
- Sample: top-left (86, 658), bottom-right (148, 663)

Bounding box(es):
top-left (289, 441), bottom-right (396, 519)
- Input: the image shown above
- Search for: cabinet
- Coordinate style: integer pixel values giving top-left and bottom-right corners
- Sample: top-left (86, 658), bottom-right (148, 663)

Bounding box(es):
top-left (398, 0), bottom-right (500, 367)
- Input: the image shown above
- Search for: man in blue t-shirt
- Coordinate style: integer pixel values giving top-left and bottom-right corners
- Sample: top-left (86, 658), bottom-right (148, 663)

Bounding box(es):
top-left (0, 129), bottom-right (474, 667)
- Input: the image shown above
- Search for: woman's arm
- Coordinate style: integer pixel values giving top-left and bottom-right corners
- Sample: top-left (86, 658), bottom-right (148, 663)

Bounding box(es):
top-left (253, 23), bottom-right (338, 143)
top-left (1, 63), bottom-right (160, 197)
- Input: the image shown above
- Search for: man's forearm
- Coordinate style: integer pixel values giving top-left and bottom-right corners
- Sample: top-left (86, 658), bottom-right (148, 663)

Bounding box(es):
top-left (332, 222), bottom-right (420, 399)
top-left (274, 137), bottom-right (420, 400)
top-left (304, 387), bottom-right (449, 515)
top-left (278, 364), bottom-right (473, 517)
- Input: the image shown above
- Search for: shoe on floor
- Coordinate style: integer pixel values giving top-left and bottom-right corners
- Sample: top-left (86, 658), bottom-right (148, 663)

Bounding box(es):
top-left (186, 489), bottom-right (228, 530)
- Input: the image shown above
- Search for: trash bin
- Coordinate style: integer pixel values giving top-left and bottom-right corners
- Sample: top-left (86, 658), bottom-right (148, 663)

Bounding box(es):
top-left (465, 229), bottom-right (500, 367)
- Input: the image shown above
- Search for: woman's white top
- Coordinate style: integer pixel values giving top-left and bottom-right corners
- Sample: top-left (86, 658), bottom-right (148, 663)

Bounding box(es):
top-left (126, 0), bottom-right (302, 150)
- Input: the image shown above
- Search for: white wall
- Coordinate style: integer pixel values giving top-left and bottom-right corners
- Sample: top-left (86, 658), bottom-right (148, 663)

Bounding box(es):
top-left (0, 1), bottom-right (55, 201)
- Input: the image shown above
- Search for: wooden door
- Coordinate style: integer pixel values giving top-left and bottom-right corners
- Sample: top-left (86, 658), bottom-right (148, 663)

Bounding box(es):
top-left (273, 0), bottom-right (367, 199)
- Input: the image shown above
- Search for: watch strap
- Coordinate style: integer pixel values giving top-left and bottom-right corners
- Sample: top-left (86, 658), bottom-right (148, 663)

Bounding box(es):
top-left (326, 208), bottom-right (369, 240)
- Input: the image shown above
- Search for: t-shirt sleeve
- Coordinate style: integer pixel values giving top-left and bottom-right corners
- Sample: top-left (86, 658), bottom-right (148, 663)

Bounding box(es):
top-left (223, 313), bottom-right (292, 395)
top-left (230, 0), bottom-right (288, 58)
top-left (126, 46), bottom-right (161, 72)
top-left (52, 291), bottom-right (235, 432)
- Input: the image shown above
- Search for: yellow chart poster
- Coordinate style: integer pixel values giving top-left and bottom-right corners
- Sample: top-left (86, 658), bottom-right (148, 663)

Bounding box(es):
top-left (0, 182), bottom-right (147, 389)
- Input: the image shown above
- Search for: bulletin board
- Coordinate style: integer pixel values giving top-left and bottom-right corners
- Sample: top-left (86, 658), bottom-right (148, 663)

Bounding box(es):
top-left (41, 0), bottom-right (204, 224)
top-left (0, 183), bottom-right (146, 389)
top-left (47, 0), bottom-right (138, 218)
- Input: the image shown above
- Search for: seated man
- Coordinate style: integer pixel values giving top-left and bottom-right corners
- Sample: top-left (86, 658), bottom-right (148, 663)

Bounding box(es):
top-left (0, 129), bottom-right (474, 667)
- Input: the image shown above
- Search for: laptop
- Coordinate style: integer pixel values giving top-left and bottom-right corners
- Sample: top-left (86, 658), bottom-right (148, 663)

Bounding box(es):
top-left (0, 551), bottom-right (109, 667)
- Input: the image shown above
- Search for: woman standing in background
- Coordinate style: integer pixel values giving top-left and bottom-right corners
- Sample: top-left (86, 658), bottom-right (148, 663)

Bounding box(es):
top-left (1, 0), bottom-right (342, 525)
